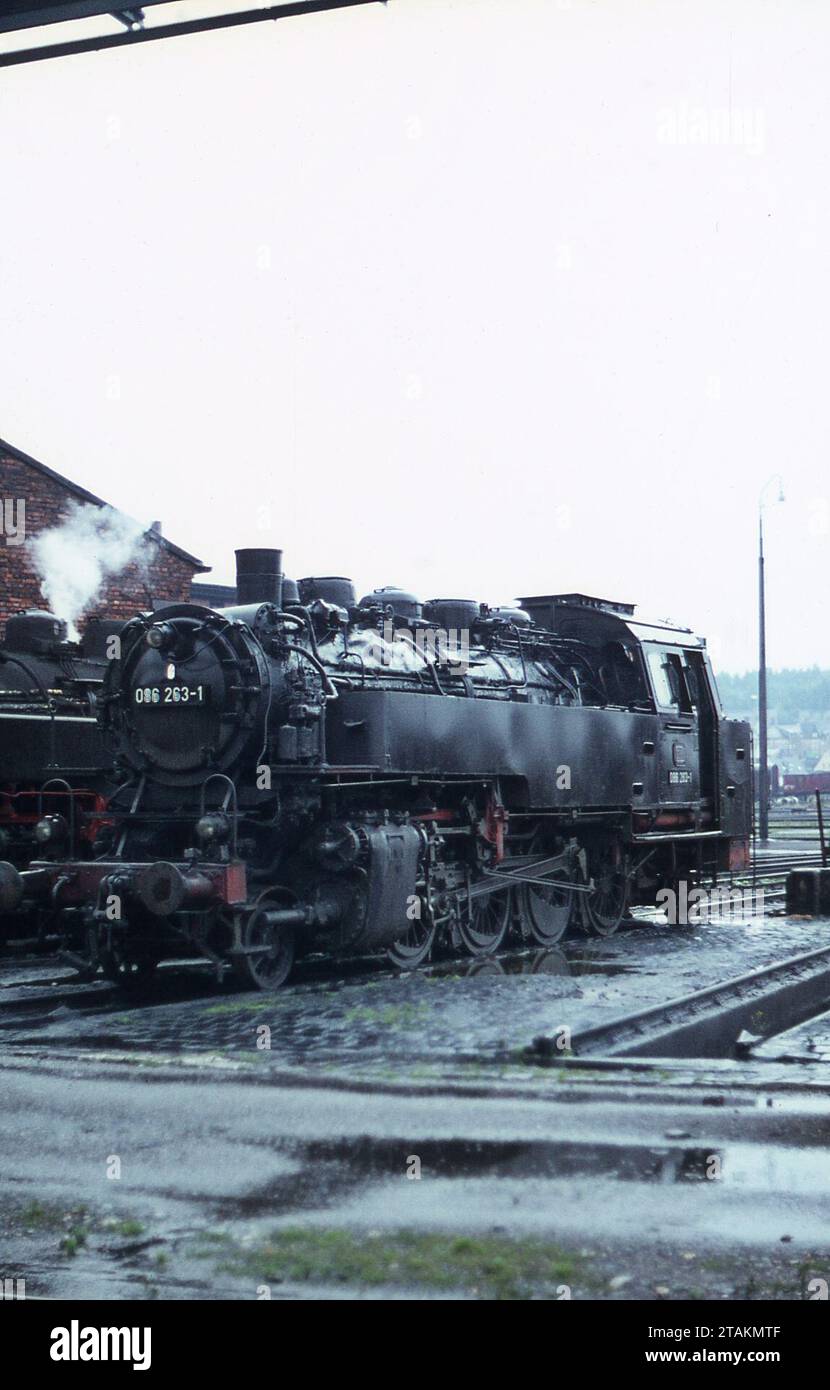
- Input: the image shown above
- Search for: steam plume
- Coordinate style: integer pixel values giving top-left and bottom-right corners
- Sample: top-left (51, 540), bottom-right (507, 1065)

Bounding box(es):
top-left (30, 502), bottom-right (150, 640)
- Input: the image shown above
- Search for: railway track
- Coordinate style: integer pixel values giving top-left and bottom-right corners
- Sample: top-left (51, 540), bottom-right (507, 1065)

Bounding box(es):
top-left (529, 941), bottom-right (830, 1063)
top-left (629, 846), bottom-right (825, 920)
top-left (736, 847), bottom-right (826, 912)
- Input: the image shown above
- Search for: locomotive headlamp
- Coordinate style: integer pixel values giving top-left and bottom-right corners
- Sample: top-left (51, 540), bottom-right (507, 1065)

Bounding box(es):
top-left (195, 812), bottom-right (231, 846)
top-left (146, 622), bottom-right (175, 651)
top-left (34, 813), bottom-right (68, 847)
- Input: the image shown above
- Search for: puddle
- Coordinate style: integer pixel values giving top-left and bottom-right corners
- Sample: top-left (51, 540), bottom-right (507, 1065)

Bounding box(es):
top-left (300, 1135), bottom-right (721, 1184)
top-left (562, 951), bottom-right (639, 977)
top-left (231, 1135), bottom-right (830, 1211)
top-left (425, 947), bottom-right (637, 980)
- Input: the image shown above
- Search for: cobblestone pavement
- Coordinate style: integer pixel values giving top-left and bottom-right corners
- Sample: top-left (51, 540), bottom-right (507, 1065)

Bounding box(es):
top-left (2, 909), bottom-right (830, 1070)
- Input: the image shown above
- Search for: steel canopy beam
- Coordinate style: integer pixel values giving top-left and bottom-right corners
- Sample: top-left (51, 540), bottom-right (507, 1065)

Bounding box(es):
top-left (0, 4), bottom-right (167, 34)
top-left (0, 0), bottom-right (386, 67)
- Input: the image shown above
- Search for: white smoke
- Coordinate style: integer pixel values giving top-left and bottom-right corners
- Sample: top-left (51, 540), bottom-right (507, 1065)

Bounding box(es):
top-left (30, 502), bottom-right (150, 640)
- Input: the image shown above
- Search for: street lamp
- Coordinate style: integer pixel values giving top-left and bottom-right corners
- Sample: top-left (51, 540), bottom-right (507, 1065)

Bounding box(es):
top-left (758, 474), bottom-right (786, 842)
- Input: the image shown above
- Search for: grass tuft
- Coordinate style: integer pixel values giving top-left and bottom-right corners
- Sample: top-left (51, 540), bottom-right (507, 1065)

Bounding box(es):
top-left (212, 1227), bottom-right (585, 1299)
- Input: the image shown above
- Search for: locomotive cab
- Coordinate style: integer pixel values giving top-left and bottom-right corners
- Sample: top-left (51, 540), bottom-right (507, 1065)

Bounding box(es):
top-left (640, 638), bottom-right (714, 821)
top-left (518, 594), bottom-right (752, 869)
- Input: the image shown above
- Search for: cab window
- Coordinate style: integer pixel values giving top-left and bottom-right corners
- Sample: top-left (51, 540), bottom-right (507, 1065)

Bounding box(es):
top-left (647, 649), bottom-right (673, 707)
top-left (647, 648), bottom-right (694, 714)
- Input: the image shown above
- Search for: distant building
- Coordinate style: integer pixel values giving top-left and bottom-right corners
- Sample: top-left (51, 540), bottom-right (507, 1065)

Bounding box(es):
top-left (0, 436), bottom-right (208, 634)
top-left (191, 581), bottom-right (236, 608)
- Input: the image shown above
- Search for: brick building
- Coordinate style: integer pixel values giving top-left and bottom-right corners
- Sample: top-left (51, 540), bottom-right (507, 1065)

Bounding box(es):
top-left (0, 436), bottom-right (208, 635)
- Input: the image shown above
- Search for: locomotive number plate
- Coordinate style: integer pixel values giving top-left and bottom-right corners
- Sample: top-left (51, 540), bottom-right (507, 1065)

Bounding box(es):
top-left (134, 685), bottom-right (208, 706)
top-left (668, 770), bottom-right (692, 785)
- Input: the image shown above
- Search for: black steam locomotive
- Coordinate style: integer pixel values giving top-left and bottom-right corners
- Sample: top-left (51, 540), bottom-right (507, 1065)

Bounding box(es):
top-left (0, 549), bottom-right (753, 987)
top-left (0, 610), bottom-right (115, 875)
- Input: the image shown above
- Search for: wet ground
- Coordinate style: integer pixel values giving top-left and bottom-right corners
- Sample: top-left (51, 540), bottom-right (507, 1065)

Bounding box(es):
top-left (2, 838), bottom-right (830, 1301)
top-left (3, 912), bottom-right (828, 1067)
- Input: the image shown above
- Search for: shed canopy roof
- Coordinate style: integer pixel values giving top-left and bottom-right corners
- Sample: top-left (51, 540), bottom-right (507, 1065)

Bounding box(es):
top-left (0, 2), bottom-right (381, 66)
top-left (0, 3), bottom-right (170, 33)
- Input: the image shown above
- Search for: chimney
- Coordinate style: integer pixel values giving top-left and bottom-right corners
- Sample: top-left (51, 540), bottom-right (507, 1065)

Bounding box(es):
top-left (235, 548), bottom-right (283, 607)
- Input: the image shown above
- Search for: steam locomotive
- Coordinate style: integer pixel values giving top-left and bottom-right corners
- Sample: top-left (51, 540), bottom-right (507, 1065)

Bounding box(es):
top-left (0, 610), bottom-right (115, 876)
top-left (0, 549), bottom-right (753, 987)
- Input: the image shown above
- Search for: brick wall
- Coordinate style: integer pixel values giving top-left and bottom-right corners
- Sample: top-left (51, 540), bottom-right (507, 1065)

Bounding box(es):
top-left (0, 450), bottom-right (201, 636)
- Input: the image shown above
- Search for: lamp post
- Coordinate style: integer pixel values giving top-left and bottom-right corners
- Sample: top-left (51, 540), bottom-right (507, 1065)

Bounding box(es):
top-left (758, 475), bottom-right (785, 842)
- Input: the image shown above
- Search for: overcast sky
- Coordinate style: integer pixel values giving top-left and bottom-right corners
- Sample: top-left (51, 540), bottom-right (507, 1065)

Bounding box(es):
top-left (1, 0), bottom-right (828, 673)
